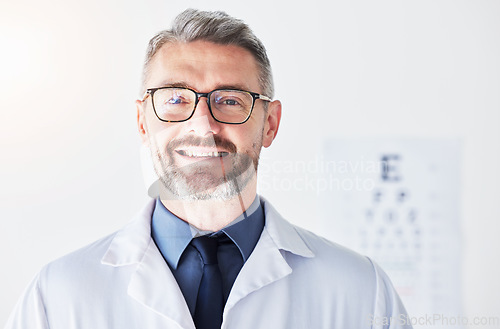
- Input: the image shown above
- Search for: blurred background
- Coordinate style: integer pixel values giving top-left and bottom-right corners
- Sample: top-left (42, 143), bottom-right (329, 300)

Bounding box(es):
top-left (1, 0), bottom-right (499, 328)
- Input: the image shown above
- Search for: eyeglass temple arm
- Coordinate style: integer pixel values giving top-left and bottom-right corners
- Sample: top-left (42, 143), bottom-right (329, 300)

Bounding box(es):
top-left (140, 90), bottom-right (151, 102)
top-left (259, 94), bottom-right (272, 102)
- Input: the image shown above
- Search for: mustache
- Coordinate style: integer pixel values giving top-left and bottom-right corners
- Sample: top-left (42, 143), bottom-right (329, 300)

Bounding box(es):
top-left (167, 135), bottom-right (238, 154)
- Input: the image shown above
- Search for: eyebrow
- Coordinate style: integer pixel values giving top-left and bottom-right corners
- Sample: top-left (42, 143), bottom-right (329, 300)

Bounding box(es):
top-left (158, 81), bottom-right (191, 89)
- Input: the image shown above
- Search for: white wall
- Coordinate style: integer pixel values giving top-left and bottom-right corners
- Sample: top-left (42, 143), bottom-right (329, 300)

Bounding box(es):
top-left (1, 0), bottom-right (499, 327)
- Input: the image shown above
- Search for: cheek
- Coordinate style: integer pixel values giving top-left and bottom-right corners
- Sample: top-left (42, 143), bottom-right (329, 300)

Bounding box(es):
top-left (145, 109), bottom-right (163, 131)
top-left (236, 127), bottom-right (263, 151)
top-left (146, 121), bottom-right (175, 151)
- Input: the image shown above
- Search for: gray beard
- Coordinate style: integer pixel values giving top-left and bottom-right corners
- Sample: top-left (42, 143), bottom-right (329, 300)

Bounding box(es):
top-left (151, 143), bottom-right (260, 202)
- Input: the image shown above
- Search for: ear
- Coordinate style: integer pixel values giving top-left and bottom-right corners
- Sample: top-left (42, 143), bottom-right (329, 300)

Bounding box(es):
top-left (136, 99), bottom-right (149, 145)
top-left (262, 100), bottom-right (282, 148)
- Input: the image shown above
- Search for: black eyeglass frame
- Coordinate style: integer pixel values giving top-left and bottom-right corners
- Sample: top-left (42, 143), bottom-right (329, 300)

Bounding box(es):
top-left (141, 86), bottom-right (272, 124)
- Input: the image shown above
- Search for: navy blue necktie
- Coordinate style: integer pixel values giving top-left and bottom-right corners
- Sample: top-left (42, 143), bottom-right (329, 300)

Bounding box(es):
top-left (191, 235), bottom-right (223, 329)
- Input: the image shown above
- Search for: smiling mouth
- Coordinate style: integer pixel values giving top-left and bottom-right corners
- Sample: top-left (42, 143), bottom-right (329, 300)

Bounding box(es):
top-left (176, 150), bottom-right (230, 158)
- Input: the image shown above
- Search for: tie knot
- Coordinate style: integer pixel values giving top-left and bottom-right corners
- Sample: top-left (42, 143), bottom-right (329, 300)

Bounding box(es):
top-left (191, 235), bottom-right (219, 265)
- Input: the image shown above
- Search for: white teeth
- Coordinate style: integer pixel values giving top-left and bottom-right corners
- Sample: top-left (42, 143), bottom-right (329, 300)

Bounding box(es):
top-left (182, 150), bottom-right (224, 157)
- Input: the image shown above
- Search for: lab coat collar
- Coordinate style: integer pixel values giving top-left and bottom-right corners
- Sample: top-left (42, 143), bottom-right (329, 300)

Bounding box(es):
top-left (101, 198), bottom-right (156, 266)
top-left (100, 197), bottom-right (315, 328)
top-left (101, 197), bottom-right (314, 266)
top-left (259, 196), bottom-right (315, 259)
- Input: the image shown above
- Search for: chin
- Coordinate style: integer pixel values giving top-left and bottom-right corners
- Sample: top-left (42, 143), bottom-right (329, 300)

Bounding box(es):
top-left (159, 165), bottom-right (257, 202)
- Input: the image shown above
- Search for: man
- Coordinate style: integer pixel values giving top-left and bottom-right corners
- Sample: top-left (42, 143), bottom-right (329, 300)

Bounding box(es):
top-left (5, 9), bottom-right (412, 329)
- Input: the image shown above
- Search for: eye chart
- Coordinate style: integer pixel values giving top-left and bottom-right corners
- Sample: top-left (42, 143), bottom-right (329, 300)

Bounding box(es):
top-left (319, 138), bottom-right (462, 328)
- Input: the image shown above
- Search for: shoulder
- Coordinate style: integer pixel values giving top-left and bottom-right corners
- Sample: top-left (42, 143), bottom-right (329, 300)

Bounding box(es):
top-left (37, 199), bottom-right (156, 289)
top-left (291, 224), bottom-right (379, 284)
top-left (260, 197), bottom-right (411, 326)
top-left (296, 224), bottom-right (371, 265)
top-left (261, 197), bottom-right (379, 284)
top-left (37, 232), bottom-right (118, 290)
top-left (42, 232), bottom-right (117, 271)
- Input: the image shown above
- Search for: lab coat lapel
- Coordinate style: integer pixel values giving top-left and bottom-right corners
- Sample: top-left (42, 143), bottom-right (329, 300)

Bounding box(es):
top-left (224, 227), bottom-right (290, 315)
top-left (101, 199), bottom-right (195, 329)
top-left (224, 198), bottom-right (315, 316)
top-left (127, 239), bottom-right (195, 329)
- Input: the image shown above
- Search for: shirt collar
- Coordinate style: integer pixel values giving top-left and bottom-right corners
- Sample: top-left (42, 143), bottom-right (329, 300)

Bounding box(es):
top-left (221, 196), bottom-right (264, 262)
top-left (151, 198), bottom-right (193, 269)
top-left (151, 196), bottom-right (265, 269)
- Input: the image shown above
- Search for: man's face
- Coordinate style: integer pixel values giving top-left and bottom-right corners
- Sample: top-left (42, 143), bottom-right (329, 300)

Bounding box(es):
top-left (137, 41), bottom-right (281, 201)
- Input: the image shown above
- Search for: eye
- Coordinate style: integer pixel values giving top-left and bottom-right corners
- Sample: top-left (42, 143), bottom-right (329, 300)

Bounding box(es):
top-left (215, 96), bottom-right (242, 106)
top-left (166, 96), bottom-right (185, 105)
top-left (222, 98), bottom-right (240, 106)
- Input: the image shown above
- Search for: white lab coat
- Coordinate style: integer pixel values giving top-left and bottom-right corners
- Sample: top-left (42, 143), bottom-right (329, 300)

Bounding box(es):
top-left (5, 198), bottom-right (412, 329)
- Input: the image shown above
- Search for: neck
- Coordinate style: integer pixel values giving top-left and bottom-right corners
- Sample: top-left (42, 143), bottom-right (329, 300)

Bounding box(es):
top-left (158, 177), bottom-right (258, 232)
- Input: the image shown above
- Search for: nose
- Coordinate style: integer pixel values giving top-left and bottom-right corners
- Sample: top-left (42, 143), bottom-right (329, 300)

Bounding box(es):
top-left (185, 96), bottom-right (221, 136)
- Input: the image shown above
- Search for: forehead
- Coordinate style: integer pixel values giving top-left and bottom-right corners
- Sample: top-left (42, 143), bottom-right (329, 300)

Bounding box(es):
top-left (146, 40), bottom-right (261, 92)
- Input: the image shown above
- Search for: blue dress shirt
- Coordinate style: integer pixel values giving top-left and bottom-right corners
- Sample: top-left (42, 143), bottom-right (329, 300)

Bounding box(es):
top-left (151, 196), bottom-right (265, 316)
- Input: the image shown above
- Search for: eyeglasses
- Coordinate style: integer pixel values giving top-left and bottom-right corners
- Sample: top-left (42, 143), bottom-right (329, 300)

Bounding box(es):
top-left (142, 87), bottom-right (272, 124)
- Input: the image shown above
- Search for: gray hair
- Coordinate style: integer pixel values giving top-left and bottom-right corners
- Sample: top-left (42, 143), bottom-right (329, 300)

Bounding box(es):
top-left (141, 9), bottom-right (274, 99)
